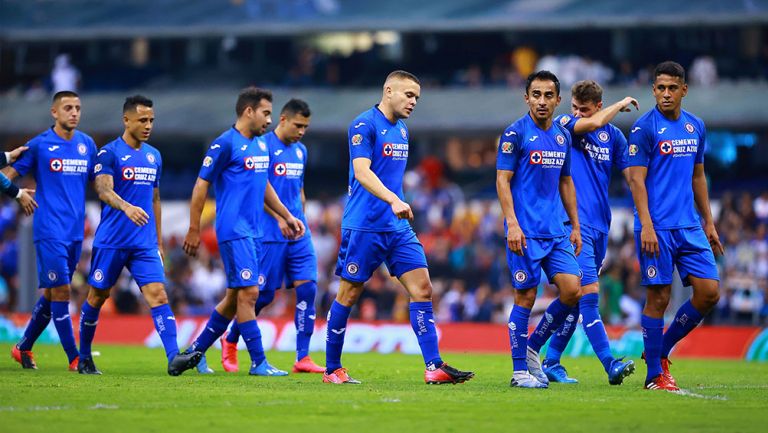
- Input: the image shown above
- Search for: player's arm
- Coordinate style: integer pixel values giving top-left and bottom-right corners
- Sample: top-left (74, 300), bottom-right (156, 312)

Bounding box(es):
top-left (496, 169), bottom-right (526, 256)
top-left (94, 174), bottom-right (148, 226)
top-left (352, 157), bottom-right (413, 220)
top-left (153, 187), bottom-right (164, 259)
top-left (627, 166), bottom-right (659, 257)
top-left (265, 181), bottom-right (305, 239)
top-left (0, 145), bottom-right (29, 168)
top-left (692, 163), bottom-right (724, 256)
top-left (559, 175), bottom-right (582, 255)
top-left (183, 177), bottom-right (210, 257)
top-left (572, 97), bottom-right (639, 134)
top-left (263, 200), bottom-right (296, 240)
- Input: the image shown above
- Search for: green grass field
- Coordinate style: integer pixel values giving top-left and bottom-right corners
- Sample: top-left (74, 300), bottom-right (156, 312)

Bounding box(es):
top-left (1, 344), bottom-right (767, 433)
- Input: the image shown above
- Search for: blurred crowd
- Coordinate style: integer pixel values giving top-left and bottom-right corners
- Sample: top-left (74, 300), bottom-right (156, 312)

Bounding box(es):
top-left (1, 159), bottom-right (766, 328)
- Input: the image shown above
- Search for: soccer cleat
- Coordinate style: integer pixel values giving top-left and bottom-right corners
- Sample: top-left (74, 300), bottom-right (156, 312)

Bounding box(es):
top-left (510, 371), bottom-right (548, 389)
top-left (645, 373), bottom-right (680, 391)
top-left (425, 362), bottom-right (475, 384)
top-left (196, 354), bottom-right (214, 374)
top-left (661, 357), bottom-right (678, 387)
top-left (77, 357), bottom-right (102, 375)
top-left (11, 345), bottom-right (37, 369)
top-left (542, 361), bottom-right (578, 384)
top-left (220, 333), bottom-right (239, 373)
top-left (292, 356), bottom-right (325, 373)
top-left (322, 367), bottom-right (361, 384)
top-left (607, 357), bottom-right (635, 385)
top-left (69, 356), bottom-right (80, 372)
top-left (168, 350), bottom-right (203, 376)
top-left (249, 359), bottom-right (289, 376)
top-left (526, 346), bottom-right (549, 385)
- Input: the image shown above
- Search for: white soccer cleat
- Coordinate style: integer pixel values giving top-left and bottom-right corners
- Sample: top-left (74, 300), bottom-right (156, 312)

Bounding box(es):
top-left (526, 346), bottom-right (550, 385)
top-left (510, 371), bottom-right (548, 389)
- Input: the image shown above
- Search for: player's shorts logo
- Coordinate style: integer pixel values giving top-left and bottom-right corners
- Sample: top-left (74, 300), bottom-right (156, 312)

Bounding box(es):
top-left (122, 167), bottom-right (135, 180)
top-left (382, 143), bottom-right (393, 157)
top-left (258, 274), bottom-right (266, 286)
top-left (556, 135), bottom-right (566, 146)
top-left (501, 141), bottom-right (513, 153)
top-left (93, 269), bottom-right (104, 282)
top-left (400, 128), bottom-right (407, 140)
top-left (47, 270), bottom-right (57, 282)
top-left (685, 122), bottom-right (696, 134)
top-left (598, 131), bottom-right (610, 143)
top-left (146, 153), bottom-right (156, 164)
top-left (646, 265), bottom-right (658, 279)
top-left (94, 163), bottom-right (102, 173)
top-left (529, 151), bottom-right (543, 165)
top-left (559, 115), bottom-right (570, 126)
top-left (50, 158), bottom-right (63, 172)
top-left (77, 143), bottom-right (88, 155)
top-left (240, 269), bottom-right (253, 281)
top-left (296, 149), bottom-right (303, 160)
top-left (514, 270), bottom-right (528, 283)
top-left (659, 140), bottom-right (673, 155)
top-left (203, 156), bottom-right (213, 167)
top-left (244, 157), bottom-right (255, 170)
top-left (274, 163), bottom-right (287, 176)
top-left (346, 262), bottom-right (360, 276)
top-left (257, 139), bottom-right (267, 152)
top-left (351, 134), bottom-right (363, 146)
top-left (629, 144), bottom-right (638, 156)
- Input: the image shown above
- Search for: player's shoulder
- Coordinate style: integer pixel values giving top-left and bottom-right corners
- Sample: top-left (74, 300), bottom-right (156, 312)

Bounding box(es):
top-left (554, 113), bottom-right (573, 127)
top-left (73, 129), bottom-right (95, 144)
top-left (503, 115), bottom-right (529, 136)
top-left (143, 142), bottom-right (161, 157)
top-left (349, 108), bottom-right (376, 131)
top-left (680, 109), bottom-right (705, 130)
top-left (630, 109), bottom-right (657, 133)
top-left (26, 128), bottom-right (53, 147)
top-left (213, 128), bottom-right (237, 147)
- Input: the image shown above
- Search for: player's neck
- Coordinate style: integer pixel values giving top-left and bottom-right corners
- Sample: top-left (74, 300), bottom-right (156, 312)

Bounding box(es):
top-left (528, 112), bottom-right (553, 130)
top-left (121, 131), bottom-right (142, 149)
top-left (234, 120), bottom-right (254, 140)
top-left (377, 102), bottom-right (398, 124)
top-left (274, 127), bottom-right (290, 145)
top-left (53, 124), bottom-right (75, 141)
top-left (656, 105), bottom-right (682, 121)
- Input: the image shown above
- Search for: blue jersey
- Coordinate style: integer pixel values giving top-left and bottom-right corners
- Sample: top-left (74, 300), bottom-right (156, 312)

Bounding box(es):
top-left (496, 113), bottom-right (572, 239)
top-left (627, 107), bottom-right (706, 230)
top-left (92, 137), bottom-right (162, 249)
top-left (262, 131), bottom-right (310, 243)
top-left (12, 128), bottom-right (97, 242)
top-left (342, 105), bottom-right (411, 232)
top-left (198, 127), bottom-right (270, 242)
top-left (555, 114), bottom-right (629, 234)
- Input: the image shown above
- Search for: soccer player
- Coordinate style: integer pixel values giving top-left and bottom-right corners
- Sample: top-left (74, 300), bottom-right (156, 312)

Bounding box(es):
top-left (1, 146), bottom-right (35, 212)
top-left (220, 98), bottom-right (324, 374)
top-left (540, 80), bottom-right (638, 384)
top-left (626, 61), bottom-right (722, 391)
top-left (182, 87), bottom-right (305, 376)
top-left (327, 70), bottom-right (474, 385)
top-left (77, 95), bottom-right (202, 375)
top-left (4, 91), bottom-right (95, 371)
top-left (496, 70), bottom-right (583, 389)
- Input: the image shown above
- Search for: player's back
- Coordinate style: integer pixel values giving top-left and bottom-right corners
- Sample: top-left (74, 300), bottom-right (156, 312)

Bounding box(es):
top-left (342, 106), bottom-right (411, 233)
top-left (93, 137), bottom-right (162, 249)
top-left (262, 131), bottom-right (309, 242)
top-left (12, 128), bottom-right (96, 242)
top-left (627, 107), bottom-right (705, 230)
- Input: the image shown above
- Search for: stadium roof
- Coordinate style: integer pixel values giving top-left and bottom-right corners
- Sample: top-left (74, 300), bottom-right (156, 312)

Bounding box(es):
top-left (2, 0), bottom-right (768, 41)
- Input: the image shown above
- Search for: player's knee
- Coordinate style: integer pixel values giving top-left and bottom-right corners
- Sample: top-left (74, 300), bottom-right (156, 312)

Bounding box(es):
top-left (582, 283), bottom-right (599, 295)
top-left (695, 284), bottom-right (720, 309)
top-left (237, 286), bottom-right (260, 308)
top-left (646, 287), bottom-right (671, 312)
top-left (514, 288), bottom-right (536, 309)
top-left (87, 287), bottom-right (110, 307)
top-left (50, 285), bottom-right (71, 302)
top-left (411, 281), bottom-right (433, 302)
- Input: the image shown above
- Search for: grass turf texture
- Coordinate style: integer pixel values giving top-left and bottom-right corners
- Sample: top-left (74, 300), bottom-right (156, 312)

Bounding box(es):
top-left (1, 344), bottom-right (767, 433)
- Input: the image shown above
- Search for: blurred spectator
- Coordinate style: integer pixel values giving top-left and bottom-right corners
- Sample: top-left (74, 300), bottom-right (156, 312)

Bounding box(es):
top-left (51, 54), bottom-right (80, 93)
top-left (690, 55), bottom-right (718, 87)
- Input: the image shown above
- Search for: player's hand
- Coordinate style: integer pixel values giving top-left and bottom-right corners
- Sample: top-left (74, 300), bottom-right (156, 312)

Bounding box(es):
top-left (277, 217), bottom-right (295, 239)
top-left (704, 222), bottom-right (725, 256)
top-left (183, 228), bottom-right (200, 257)
top-left (123, 205), bottom-right (149, 226)
top-left (620, 97), bottom-right (639, 112)
top-left (569, 226), bottom-right (582, 256)
top-left (391, 199), bottom-right (414, 220)
top-left (506, 222), bottom-right (527, 256)
top-left (640, 224), bottom-right (659, 257)
top-left (16, 188), bottom-right (37, 216)
top-left (6, 146), bottom-right (29, 164)
top-left (284, 215), bottom-right (306, 240)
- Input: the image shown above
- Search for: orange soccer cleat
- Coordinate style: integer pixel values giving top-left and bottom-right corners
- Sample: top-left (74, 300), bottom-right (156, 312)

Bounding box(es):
top-left (220, 333), bottom-right (239, 373)
top-left (292, 356), bottom-right (325, 373)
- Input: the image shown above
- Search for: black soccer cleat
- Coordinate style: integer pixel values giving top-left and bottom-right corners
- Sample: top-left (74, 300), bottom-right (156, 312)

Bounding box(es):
top-left (168, 350), bottom-right (203, 376)
top-left (425, 362), bottom-right (475, 384)
top-left (77, 357), bottom-right (102, 375)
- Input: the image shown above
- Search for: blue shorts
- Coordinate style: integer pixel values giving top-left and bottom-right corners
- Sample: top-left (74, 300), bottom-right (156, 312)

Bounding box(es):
top-left (506, 236), bottom-right (581, 290)
top-left (89, 246), bottom-right (165, 290)
top-left (566, 224), bottom-right (607, 286)
top-left (35, 240), bottom-right (82, 289)
top-left (220, 237), bottom-right (262, 289)
top-left (259, 236), bottom-right (318, 292)
top-left (335, 228), bottom-right (427, 283)
top-left (634, 227), bottom-right (719, 287)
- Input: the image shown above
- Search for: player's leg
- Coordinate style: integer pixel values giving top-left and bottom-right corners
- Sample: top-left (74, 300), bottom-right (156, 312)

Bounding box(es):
top-left (46, 241), bottom-right (84, 369)
top-left (287, 235), bottom-right (323, 372)
top-left (246, 286), bottom-right (288, 376)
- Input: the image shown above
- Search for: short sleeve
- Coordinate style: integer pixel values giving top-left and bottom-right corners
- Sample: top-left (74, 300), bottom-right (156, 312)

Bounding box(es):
top-left (11, 139), bottom-right (37, 177)
top-left (87, 138), bottom-right (99, 181)
top-left (555, 114), bottom-right (578, 136)
top-left (300, 143), bottom-right (308, 184)
top-left (154, 151), bottom-right (162, 188)
top-left (349, 119), bottom-right (375, 160)
top-left (560, 133), bottom-right (572, 177)
top-left (612, 127), bottom-right (630, 171)
top-left (198, 139), bottom-right (231, 182)
top-left (496, 127), bottom-right (522, 171)
top-left (94, 146), bottom-right (116, 177)
top-left (627, 122), bottom-right (651, 167)
top-left (695, 121), bottom-right (706, 164)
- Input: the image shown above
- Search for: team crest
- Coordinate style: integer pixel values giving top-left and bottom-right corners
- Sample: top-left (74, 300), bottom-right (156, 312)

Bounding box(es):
top-left (240, 269), bottom-right (253, 280)
top-left (501, 141), bottom-right (513, 153)
top-left (93, 269), bottom-right (104, 282)
top-left (351, 134), bottom-right (363, 145)
top-left (597, 131), bottom-right (610, 143)
top-left (659, 140), bottom-right (673, 155)
top-left (47, 271), bottom-right (57, 282)
top-left (556, 135), bottom-right (566, 146)
top-left (274, 163), bottom-right (287, 176)
top-left (203, 156), bottom-right (213, 167)
top-left (400, 128), bottom-right (407, 140)
top-left (559, 115), bottom-right (570, 126)
top-left (257, 139), bottom-right (267, 152)
top-left (685, 122), bottom-right (695, 134)
top-left (258, 274), bottom-right (266, 286)
top-left (529, 151), bottom-right (543, 165)
top-left (382, 143), bottom-right (393, 157)
top-left (94, 163), bottom-right (102, 173)
top-left (646, 266), bottom-right (658, 279)
top-left (629, 144), bottom-right (638, 156)
top-left (50, 159), bottom-right (63, 172)
top-left (296, 148), bottom-right (303, 160)
top-left (77, 143), bottom-right (88, 155)
top-left (346, 262), bottom-right (360, 276)
top-left (122, 167), bottom-right (135, 180)
top-left (514, 270), bottom-right (527, 283)
top-left (146, 153), bottom-right (156, 164)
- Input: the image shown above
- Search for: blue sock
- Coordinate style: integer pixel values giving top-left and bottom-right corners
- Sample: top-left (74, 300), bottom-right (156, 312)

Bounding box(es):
top-left (151, 304), bottom-right (179, 363)
top-left (642, 315), bottom-right (664, 382)
top-left (51, 301), bottom-right (79, 363)
top-left (661, 300), bottom-right (704, 358)
top-left (409, 301), bottom-right (443, 369)
top-left (189, 310), bottom-right (230, 354)
top-left (544, 305), bottom-right (579, 365)
top-left (238, 320), bottom-right (266, 366)
top-left (528, 298), bottom-right (572, 353)
top-left (18, 296), bottom-right (51, 351)
top-left (325, 300), bottom-right (351, 374)
top-left (226, 321), bottom-right (240, 344)
top-left (579, 293), bottom-right (614, 372)
top-left (79, 301), bottom-right (101, 359)
top-left (509, 304), bottom-right (531, 372)
top-left (294, 282), bottom-right (317, 361)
